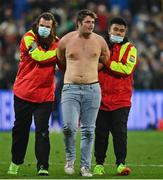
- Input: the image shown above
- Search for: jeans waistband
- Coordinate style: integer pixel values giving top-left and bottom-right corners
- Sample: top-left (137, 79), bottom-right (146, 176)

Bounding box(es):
top-left (64, 81), bottom-right (99, 85)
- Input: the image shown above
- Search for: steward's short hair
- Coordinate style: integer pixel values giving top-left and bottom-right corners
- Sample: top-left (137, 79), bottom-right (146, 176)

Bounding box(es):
top-left (109, 17), bottom-right (127, 27)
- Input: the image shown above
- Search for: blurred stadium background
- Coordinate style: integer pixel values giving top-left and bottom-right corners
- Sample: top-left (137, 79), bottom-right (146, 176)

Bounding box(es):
top-left (0, 0), bottom-right (163, 131)
top-left (0, 0), bottom-right (163, 178)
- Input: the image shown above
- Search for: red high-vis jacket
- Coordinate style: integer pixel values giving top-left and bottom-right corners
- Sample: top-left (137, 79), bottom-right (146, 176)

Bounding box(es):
top-left (13, 30), bottom-right (59, 103)
top-left (99, 42), bottom-right (138, 111)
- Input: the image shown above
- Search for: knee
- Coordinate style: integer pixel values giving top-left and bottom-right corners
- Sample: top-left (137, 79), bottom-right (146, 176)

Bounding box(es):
top-left (63, 126), bottom-right (76, 136)
top-left (81, 130), bottom-right (94, 139)
top-left (36, 130), bottom-right (49, 139)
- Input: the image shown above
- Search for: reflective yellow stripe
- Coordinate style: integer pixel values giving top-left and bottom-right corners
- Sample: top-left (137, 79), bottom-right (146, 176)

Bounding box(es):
top-left (119, 42), bottom-right (130, 60)
top-left (24, 30), bottom-right (57, 62)
top-left (110, 43), bottom-right (137, 75)
top-left (24, 30), bottom-right (35, 49)
top-left (29, 48), bottom-right (57, 61)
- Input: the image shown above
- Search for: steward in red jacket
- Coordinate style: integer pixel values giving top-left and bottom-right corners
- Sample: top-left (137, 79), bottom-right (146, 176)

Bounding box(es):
top-left (94, 17), bottom-right (137, 176)
top-left (99, 37), bottom-right (137, 111)
top-left (13, 27), bottom-right (59, 103)
top-left (8, 12), bottom-right (59, 176)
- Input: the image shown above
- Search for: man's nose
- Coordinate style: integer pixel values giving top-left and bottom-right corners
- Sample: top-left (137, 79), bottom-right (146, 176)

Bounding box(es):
top-left (116, 31), bottom-right (121, 36)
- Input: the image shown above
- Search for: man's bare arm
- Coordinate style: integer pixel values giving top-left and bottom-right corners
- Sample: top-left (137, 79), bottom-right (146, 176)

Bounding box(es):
top-left (99, 37), bottom-right (110, 65)
top-left (57, 38), bottom-right (66, 67)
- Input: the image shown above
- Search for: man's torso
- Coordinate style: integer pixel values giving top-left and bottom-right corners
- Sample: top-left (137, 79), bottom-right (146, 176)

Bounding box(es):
top-left (64, 32), bottom-right (102, 84)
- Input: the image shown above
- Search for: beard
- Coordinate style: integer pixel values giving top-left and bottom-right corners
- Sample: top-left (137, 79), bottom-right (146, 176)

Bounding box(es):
top-left (38, 34), bottom-right (54, 50)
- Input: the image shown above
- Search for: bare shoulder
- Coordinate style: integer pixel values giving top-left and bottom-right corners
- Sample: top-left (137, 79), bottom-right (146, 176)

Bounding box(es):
top-left (92, 33), bottom-right (109, 62)
top-left (60, 31), bottom-right (77, 42)
top-left (58, 31), bottom-right (77, 49)
top-left (92, 32), bottom-right (106, 43)
top-left (58, 31), bottom-right (76, 49)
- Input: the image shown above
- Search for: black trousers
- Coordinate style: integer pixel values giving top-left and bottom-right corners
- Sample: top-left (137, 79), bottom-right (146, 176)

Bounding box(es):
top-left (11, 95), bottom-right (53, 171)
top-left (94, 107), bottom-right (130, 166)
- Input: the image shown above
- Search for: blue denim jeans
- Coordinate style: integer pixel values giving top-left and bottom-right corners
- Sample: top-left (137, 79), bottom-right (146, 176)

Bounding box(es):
top-left (61, 83), bottom-right (101, 168)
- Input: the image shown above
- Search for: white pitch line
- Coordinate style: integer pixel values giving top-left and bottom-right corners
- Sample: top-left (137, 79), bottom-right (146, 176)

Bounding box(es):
top-left (127, 164), bottom-right (163, 167)
top-left (99, 163), bottom-right (163, 167)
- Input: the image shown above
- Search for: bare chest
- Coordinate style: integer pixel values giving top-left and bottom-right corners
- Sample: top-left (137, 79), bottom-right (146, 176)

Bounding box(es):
top-left (66, 38), bottom-right (101, 61)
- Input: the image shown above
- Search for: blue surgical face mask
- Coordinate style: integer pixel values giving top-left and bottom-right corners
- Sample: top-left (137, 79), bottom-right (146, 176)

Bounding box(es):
top-left (110, 34), bottom-right (124, 43)
top-left (38, 26), bottom-right (51, 38)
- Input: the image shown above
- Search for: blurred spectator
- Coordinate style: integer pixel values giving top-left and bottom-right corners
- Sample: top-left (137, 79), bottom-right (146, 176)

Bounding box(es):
top-left (96, 4), bottom-right (109, 35)
top-left (107, 0), bottom-right (130, 12)
top-left (13, 0), bottom-right (30, 20)
top-left (134, 53), bottom-right (153, 89)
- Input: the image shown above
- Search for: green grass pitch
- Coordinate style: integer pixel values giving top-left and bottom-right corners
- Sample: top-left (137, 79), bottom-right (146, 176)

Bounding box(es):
top-left (0, 130), bottom-right (163, 179)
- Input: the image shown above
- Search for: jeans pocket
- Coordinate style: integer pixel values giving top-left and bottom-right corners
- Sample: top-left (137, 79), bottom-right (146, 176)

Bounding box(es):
top-left (62, 85), bottom-right (70, 92)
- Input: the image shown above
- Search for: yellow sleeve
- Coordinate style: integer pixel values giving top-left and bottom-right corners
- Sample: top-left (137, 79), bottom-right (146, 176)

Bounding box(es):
top-left (110, 46), bottom-right (137, 75)
top-left (24, 33), bottom-right (57, 62)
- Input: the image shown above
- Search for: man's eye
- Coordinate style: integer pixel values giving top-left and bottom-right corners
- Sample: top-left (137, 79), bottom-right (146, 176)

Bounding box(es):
top-left (114, 28), bottom-right (118, 31)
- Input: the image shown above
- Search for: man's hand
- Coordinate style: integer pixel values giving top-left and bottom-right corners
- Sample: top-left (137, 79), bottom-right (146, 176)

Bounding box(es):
top-left (98, 62), bottom-right (104, 71)
top-left (99, 55), bottom-right (111, 66)
top-left (29, 42), bottom-right (37, 52)
top-left (99, 55), bottom-right (109, 64)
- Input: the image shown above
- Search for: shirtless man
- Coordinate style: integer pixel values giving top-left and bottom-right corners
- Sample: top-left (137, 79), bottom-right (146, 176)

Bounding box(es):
top-left (57, 9), bottom-right (109, 177)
